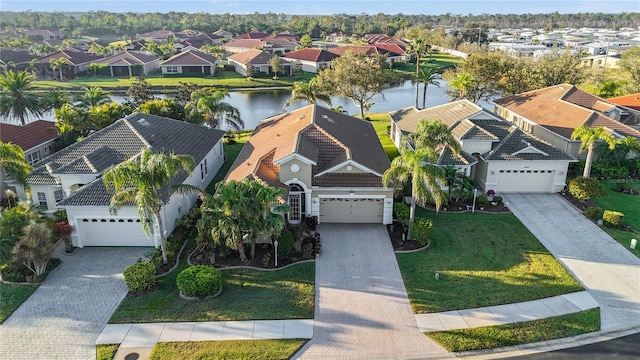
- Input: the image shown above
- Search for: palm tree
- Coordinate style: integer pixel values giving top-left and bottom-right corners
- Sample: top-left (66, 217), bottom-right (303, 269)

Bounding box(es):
top-left (383, 148), bottom-right (445, 239)
top-left (416, 67), bottom-right (442, 109)
top-left (407, 38), bottom-right (429, 108)
top-left (0, 142), bottom-right (32, 191)
top-left (103, 149), bottom-right (199, 264)
top-left (285, 79), bottom-right (332, 108)
top-left (41, 89), bottom-right (71, 111)
top-left (0, 70), bottom-right (44, 125)
top-left (246, 180), bottom-right (289, 259)
top-left (185, 88), bottom-right (243, 130)
top-left (406, 120), bottom-right (461, 156)
top-left (49, 57), bottom-right (71, 80)
top-left (13, 221), bottom-right (54, 277)
top-left (449, 72), bottom-right (475, 100)
top-left (75, 86), bottom-right (111, 108)
top-left (571, 126), bottom-right (616, 178)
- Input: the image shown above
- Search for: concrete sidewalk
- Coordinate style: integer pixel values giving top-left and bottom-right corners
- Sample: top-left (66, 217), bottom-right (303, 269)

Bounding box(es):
top-left (416, 291), bottom-right (598, 332)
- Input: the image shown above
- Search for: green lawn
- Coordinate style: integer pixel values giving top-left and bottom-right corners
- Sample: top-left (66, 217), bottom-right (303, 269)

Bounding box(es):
top-left (593, 181), bottom-right (640, 230)
top-left (96, 344), bottom-right (119, 360)
top-left (150, 339), bottom-right (307, 360)
top-left (367, 112), bottom-right (400, 160)
top-left (398, 209), bottom-right (583, 314)
top-left (0, 282), bottom-right (38, 323)
top-left (206, 131), bottom-right (252, 193)
top-left (426, 308), bottom-right (600, 352)
top-left (604, 228), bottom-right (640, 259)
top-left (109, 252), bottom-right (314, 323)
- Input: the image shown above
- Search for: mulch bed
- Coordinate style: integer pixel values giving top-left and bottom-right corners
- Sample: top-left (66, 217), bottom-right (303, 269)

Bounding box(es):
top-left (387, 221), bottom-right (424, 251)
top-left (190, 241), bottom-right (315, 269)
top-left (558, 190), bottom-right (598, 212)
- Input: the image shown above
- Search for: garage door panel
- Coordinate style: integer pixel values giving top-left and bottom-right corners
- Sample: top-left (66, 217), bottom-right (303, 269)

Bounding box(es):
top-left (496, 170), bottom-right (555, 193)
top-left (319, 198), bottom-right (383, 223)
top-left (77, 218), bottom-right (152, 247)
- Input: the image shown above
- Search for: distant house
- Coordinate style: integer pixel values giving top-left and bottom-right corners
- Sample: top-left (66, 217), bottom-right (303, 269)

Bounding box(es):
top-left (136, 30), bottom-right (175, 43)
top-left (227, 49), bottom-right (291, 77)
top-left (34, 50), bottom-right (103, 79)
top-left (493, 84), bottom-right (640, 158)
top-left (363, 34), bottom-right (408, 50)
top-left (609, 93), bottom-right (640, 125)
top-left (99, 51), bottom-right (160, 76)
top-left (213, 30), bottom-right (234, 40)
top-left (329, 45), bottom-right (406, 63)
top-left (222, 37), bottom-right (299, 55)
top-left (191, 32), bottom-right (224, 45)
top-left (222, 39), bottom-right (264, 54)
top-left (0, 49), bottom-right (35, 71)
top-left (237, 31), bottom-right (270, 40)
top-left (0, 121), bottom-right (58, 197)
top-left (161, 50), bottom-right (217, 76)
top-left (281, 48), bottom-right (338, 73)
top-left (389, 100), bottom-right (576, 193)
top-left (226, 105), bottom-right (394, 225)
top-left (25, 29), bottom-right (61, 40)
top-left (25, 113), bottom-right (225, 247)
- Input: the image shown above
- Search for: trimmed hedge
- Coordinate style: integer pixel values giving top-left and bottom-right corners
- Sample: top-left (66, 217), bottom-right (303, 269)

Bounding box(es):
top-left (176, 265), bottom-right (222, 298)
top-left (123, 261), bottom-right (156, 293)
top-left (603, 210), bottom-right (624, 227)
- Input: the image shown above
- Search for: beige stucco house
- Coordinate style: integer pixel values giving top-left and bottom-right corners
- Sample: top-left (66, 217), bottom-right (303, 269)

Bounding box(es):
top-left (225, 105), bottom-right (394, 224)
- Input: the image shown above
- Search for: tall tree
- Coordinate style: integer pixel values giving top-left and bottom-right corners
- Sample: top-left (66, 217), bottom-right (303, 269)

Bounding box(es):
top-left (447, 72), bottom-right (475, 100)
top-left (0, 142), bottom-right (32, 191)
top-left (406, 120), bottom-right (461, 156)
top-left (299, 34), bottom-right (312, 48)
top-left (74, 87), bottom-right (111, 108)
top-left (416, 67), bottom-right (441, 109)
top-left (269, 56), bottom-right (282, 80)
top-left (406, 38), bottom-right (429, 108)
top-left (126, 76), bottom-right (155, 106)
top-left (285, 79), bottom-right (332, 108)
top-left (49, 57), bottom-right (71, 80)
top-left (618, 45), bottom-right (640, 92)
top-left (0, 70), bottom-right (43, 125)
top-left (316, 52), bottom-right (396, 119)
top-left (41, 89), bottom-right (71, 111)
top-left (185, 88), bottom-right (243, 130)
top-left (383, 148), bottom-right (445, 239)
top-left (571, 126), bottom-right (616, 178)
top-left (103, 149), bottom-right (198, 264)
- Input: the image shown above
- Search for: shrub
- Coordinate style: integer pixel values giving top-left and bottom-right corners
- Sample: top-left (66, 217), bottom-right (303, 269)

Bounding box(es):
top-left (394, 202), bottom-right (410, 227)
top-left (123, 261), bottom-right (156, 293)
top-left (476, 194), bottom-right (490, 207)
top-left (277, 229), bottom-right (294, 257)
top-left (176, 265), bottom-right (222, 298)
top-left (13, 222), bottom-right (55, 277)
top-left (410, 218), bottom-right (433, 246)
top-left (585, 206), bottom-right (603, 221)
top-left (591, 163), bottom-right (629, 180)
top-left (568, 177), bottom-right (607, 201)
top-left (612, 182), bottom-right (630, 193)
top-left (492, 195), bottom-right (503, 204)
top-left (302, 216), bottom-right (318, 231)
top-left (603, 210), bottom-right (624, 227)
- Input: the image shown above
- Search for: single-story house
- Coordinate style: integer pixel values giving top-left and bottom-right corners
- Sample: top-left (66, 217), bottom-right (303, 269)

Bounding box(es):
top-left (161, 50), bottom-right (218, 76)
top-left (389, 100), bottom-right (576, 193)
top-left (281, 48), bottom-right (339, 73)
top-left (363, 34), bottom-right (408, 50)
top-left (99, 50), bottom-right (160, 76)
top-left (237, 31), bottom-right (270, 40)
top-left (24, 113), bottom-right (225, 248)
top-left (136, 30), bottom-right (175, 43)
top-left (34, 50), bottom-right (103, 79)
top-left (329, 45), bottom-right (406, 63)
top-left (225, 104), bottom-right (394, 225)
top-left (222, 39), bottom-right (264, 54)
top-left (609, 93), bottom-right (640, 125)
top-left (493, 84), bottom-right (640, 158)
top-left (1, 120), bottom-right (58, 196)
top-left (227, 49), bottom-right (291, 77)
top-left (0, 49), bottom-right (35, 72)
top-left (191, 32), bottom-right (224, 45)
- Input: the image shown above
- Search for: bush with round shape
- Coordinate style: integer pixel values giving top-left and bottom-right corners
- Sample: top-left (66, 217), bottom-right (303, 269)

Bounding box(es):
top-left (410, 218), bottom-right (433, 246)
top-left (177, 265), bottom-right (222, 298)
top-left (603, 210), bottom-right (624, 228)
top-left (585, 206), bottom-right (603, 221)
top-left (568, 176), bottom-right (607, 201)
top-left (276, 229), bottom-right (294, 257)
top-left (123, 261), bottom-right (156, 293)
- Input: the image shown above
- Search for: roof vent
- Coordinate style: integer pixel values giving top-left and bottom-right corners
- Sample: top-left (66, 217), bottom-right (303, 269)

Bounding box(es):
top-left (322, 115), bottom-right (328, 119)
top-left (137, 117), bottom-right (150, 126)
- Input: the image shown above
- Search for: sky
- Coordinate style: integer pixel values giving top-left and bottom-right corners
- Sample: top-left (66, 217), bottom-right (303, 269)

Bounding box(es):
top-left (1, 0), bottom-right (639, 15)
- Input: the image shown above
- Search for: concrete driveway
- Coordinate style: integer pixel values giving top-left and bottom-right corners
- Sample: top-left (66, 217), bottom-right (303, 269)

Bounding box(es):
top-left (504, 193), bottom-right (640, 330)
top-left (0, 244), bottom-right (147, 360)
top-left (293, 224), bottom-right (448, 359)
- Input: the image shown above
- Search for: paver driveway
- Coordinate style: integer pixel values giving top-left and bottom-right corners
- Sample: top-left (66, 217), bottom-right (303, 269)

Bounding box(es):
top-left (0, 244), bottom-right (147, 360)
top-left (505, 194), bottom-right (640, 329)
top-left (293, 224), bottom-right (448, 359)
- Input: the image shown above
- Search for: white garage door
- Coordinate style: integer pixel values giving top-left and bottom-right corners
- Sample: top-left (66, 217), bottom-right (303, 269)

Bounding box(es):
top-left (319, 198), bottom-right (384, 223)
top-left (77, 218), bottom-right (153, 247)
top-left (496, 170), bottom-right (555, 193)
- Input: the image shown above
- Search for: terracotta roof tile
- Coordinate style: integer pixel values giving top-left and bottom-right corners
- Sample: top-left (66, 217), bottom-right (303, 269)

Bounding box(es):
top-left (609, 93), bottom-right (640, 111)
top-left (0, 120), bottom-right (58, 151)
top-left (390, 100), bottom-right (484, 135)
top-left (227, 49), bottom-right (274, 65)
top-left (162, 50), bottom-right (217, 66)
top-left (282, 48), bottom-right (338, 62)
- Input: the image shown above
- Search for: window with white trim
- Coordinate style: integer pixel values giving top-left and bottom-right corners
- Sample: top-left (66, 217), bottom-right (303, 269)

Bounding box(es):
top-left (165, 66), bottom-right (178, 73)
top-left (37, 192), bottom-right (48, 210)
top-left (54, 189), bottom-right (64, 202)
top-left (27, 152), bottom-right (40, 164)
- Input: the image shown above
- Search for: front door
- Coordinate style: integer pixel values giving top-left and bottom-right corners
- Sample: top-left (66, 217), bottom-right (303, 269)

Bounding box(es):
top-left (288, 183), bottom-right (305, 223)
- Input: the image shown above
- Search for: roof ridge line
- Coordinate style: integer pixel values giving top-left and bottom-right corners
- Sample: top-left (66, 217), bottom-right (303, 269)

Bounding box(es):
top-left (485, 126), bottom-right (519, 159)
top-left (123, 114), bottom-right (152, 149)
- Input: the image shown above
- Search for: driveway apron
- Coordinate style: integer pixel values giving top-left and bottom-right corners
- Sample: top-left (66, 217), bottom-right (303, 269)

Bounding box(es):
top-left (0, 244), bottom-right (147, 360)
top-left (294, 224), bottom-right (448, 359)
top-left (505, 193), bottom-right (640, 329)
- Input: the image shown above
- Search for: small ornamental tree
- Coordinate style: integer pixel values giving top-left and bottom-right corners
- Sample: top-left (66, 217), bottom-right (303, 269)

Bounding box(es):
top-left (55, 221), bottom-right (74, 252)
top-left (13, 222), bottom-right (55, 277)
top-left (568, 176), bottom-right (607, 201)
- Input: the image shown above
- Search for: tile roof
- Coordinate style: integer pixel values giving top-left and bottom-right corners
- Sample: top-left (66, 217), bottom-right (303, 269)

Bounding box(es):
top-left (609, 93), bottom-right (640, 111)
top-left (32, 113), bottom-right (224, 206)
top-left (101, 51), bottom-right (158, 66)
top-left (451, 119), bottom-right (500, 141)
top-left (36, 50), bottom-right (103, 66)
top-left (225, 105), bottom-right (390, 188)
top-left (313, 173), bottom-right (383, 187)
top-left (493, 84), bottom-right (640, 139)
top-left (0, 120), bottom-right (58, 151)
top-left (238, 31), bottom-right (270, 40)
top-left (436, 146), bottom-right (478, 167)
top-left (390, 100), bottom-right (484, 135)
top-left (0, 49), bottom-right (35, 64)
top-left (329, 46), bottom-right (380, 57)
top-left (162, 50), bottom-right (217, 66)
top-left (282, 48), bottom-right (339, 62)
top-left (227, 49), bottom-right (274, 65)
top-left (223, 39), bottom-right (264, 49)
